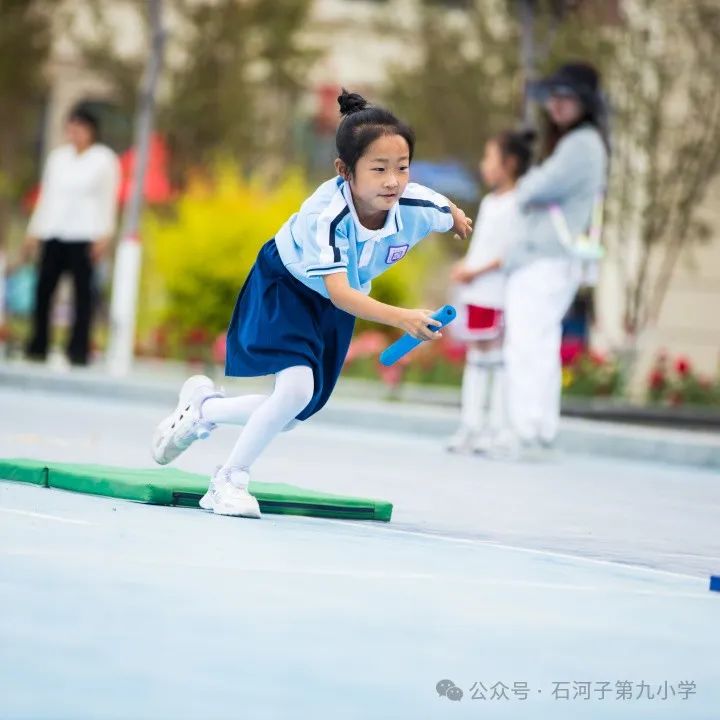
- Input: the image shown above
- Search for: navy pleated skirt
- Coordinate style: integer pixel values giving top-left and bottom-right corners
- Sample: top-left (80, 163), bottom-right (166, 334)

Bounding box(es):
top-left (225, 239), bottom-right (355, 421)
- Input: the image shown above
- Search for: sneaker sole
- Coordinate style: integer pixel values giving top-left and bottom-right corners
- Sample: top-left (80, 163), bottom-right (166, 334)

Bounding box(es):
top-left (198, 492), bottom-right (215, 511)
top-left (151, 407), bottom-right (197, 465)
top-left (213, 502), bottom-right (261, 519)
top-left (151, 378), bottom-right (216, 465)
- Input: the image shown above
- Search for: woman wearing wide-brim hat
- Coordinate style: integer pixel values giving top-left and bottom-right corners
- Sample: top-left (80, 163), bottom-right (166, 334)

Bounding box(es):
top-left (491, 62), bottom-right (609, 458)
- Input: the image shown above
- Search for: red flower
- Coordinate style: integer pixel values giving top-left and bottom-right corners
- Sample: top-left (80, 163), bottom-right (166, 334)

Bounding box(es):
top-left (153, 326), bottom-right (168, 347)
top-left (212, 333), bottom-right (226, 365)
top-left (674, 356), bottom-right (691, 376)
top-left (560, 338), bottom-right (583, 366)
top-left (185, 327), bottom-right (209, 345)
top-left (648, 369), bottom-right (666, 391)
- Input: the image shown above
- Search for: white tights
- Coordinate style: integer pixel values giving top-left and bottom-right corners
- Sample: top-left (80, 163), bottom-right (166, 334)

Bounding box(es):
top-left (460, 346), bottom-right (506, 434)
top-left (201, 365), bottom-right (313, 472)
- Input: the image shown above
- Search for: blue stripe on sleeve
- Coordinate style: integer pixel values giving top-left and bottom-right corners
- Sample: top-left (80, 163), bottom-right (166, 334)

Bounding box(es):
top-left (399, 198), bottom-right (451, 213)
top-left (307, 262), bottom-right (347, 273)
top-left (328, 206), bottom-right (350, 263)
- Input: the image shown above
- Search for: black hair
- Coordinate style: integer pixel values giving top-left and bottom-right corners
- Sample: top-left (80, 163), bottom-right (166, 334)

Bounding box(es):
top-left (540, 62), bottom-right (609, 158)
top-left (335, 89), bottom-right (415, 174)
top-left (492, 129), bottom-right (536, 179)
top-left (67, 103), bottom-right (100, 141)
top-left (541, 106), bottom-right (609, 159)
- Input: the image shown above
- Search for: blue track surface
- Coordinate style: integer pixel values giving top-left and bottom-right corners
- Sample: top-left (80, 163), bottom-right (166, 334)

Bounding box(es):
top-left (1, 387), bottom-right (719, 718)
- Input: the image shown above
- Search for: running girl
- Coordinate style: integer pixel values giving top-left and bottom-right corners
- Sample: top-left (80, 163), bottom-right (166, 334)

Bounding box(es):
top-left (151, 89), bottom-right (472, 518)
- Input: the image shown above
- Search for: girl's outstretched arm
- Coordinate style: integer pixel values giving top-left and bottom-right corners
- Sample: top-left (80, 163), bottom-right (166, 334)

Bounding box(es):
top-left (323, 273), bottom-right (441, 341)
top-left (451, 258), bottom-right (503, 284)
top-left (448, 202), bottom-right (473, 239)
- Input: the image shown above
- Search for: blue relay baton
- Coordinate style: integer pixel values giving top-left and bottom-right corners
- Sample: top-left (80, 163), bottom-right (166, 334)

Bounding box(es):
top-left (379, 305), bottom-right (457, 366)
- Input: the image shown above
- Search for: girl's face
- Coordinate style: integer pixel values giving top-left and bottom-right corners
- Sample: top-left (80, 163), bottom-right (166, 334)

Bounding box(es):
top-left (480, 140), bottom-right (514, 189)
top-left (337, 134), bottom-right (410, 220)
top-left (545, 93), bottom-right (584, 128)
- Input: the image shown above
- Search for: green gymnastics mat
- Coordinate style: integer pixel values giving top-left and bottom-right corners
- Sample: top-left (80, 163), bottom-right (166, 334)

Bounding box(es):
top-left (0, 458), bottom-right (393, 522)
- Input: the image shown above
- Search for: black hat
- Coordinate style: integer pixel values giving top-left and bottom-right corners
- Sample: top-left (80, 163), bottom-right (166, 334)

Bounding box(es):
top-left (529, 62), bottom-right (600, 107)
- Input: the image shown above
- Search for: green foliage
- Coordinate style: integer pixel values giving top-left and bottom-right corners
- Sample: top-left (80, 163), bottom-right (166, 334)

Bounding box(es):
top-left (166, 0), bottom-right (318, 173)
top-left (139, 165), bottom-right (309, 349)
top-left (0, 0), bottom-right (51, 244)
top-left (0, 1), bottom-right (50, 104)
top-left (71, 0), bottom-right (318, 177)
top-left (62, 0), bottom-right (145, 115)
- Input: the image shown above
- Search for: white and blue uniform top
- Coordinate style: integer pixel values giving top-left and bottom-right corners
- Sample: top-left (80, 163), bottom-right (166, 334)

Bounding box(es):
top-left (275, 176), bottom-right (454, 299)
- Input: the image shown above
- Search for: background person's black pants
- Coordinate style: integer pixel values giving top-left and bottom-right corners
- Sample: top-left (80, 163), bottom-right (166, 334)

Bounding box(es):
top-left (26, 239), bottom-right (95, 365)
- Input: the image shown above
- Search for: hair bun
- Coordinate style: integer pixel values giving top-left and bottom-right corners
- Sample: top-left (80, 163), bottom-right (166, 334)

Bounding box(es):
top-left (338, 88), bottom-right (368, 116)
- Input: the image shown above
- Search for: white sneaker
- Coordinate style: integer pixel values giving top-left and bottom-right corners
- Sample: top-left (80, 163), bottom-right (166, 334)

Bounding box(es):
top-left (446, 425), bottom-right (477, 454)
top-left (199, 465), bottom-right (223, 511)
top-left (212, 467), bottom-right (261, 519)
top-left (486, 431), bottom-right (522, 461)
top-left (471, 430), bottom-right (494, 455)
top-left (151, 375), bottom-right (223, 465)
top-left (487, 433), bottom-right (557, 463)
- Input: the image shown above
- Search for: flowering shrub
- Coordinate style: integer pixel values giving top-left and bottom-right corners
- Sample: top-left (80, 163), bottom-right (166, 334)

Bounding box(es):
top-left (560, 337), bottom-right (584, 367)
top-left (647, 353), bottom-right (720, 406)
top-left (561, 350), bottom-right (623, 397)
top-left (343, 330), bottom-right (465, 392)
top-left (136, 164), bottom-right (311, 357)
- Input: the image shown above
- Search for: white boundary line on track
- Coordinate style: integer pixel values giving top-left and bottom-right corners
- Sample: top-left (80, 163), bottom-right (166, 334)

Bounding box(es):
top-left (320, 520), bottom-right (707, 582)
top-left (0, 508), bottom-right (94, 526)
top-left (2, 547), bottom-right (714, 601)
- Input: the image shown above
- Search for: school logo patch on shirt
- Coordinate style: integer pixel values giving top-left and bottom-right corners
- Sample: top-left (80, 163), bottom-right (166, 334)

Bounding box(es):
top-left (386, 244), bottom-right (409, 264)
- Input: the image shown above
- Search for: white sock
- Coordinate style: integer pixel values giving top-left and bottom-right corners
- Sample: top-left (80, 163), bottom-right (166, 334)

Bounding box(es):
top-left (223, 365), bottom-right (313, 473)
top-left (461, 349), bottom-right (490, 432)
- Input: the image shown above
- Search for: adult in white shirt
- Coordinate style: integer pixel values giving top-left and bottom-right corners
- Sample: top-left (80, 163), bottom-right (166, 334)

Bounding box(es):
top-left (23, 105), bottom-right (120, 366)
top-left (501, 63), bottom-right (608, 456)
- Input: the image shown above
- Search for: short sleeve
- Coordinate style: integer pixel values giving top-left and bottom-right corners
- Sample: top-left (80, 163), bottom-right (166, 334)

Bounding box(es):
top-left (399, 183), bottom-right (453, 235)
top-left (304, 205), bottom-right (350, 277)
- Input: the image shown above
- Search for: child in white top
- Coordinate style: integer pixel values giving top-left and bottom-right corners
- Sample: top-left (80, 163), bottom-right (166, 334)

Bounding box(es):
top-left (447, 129), bottom-right (534, 453)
